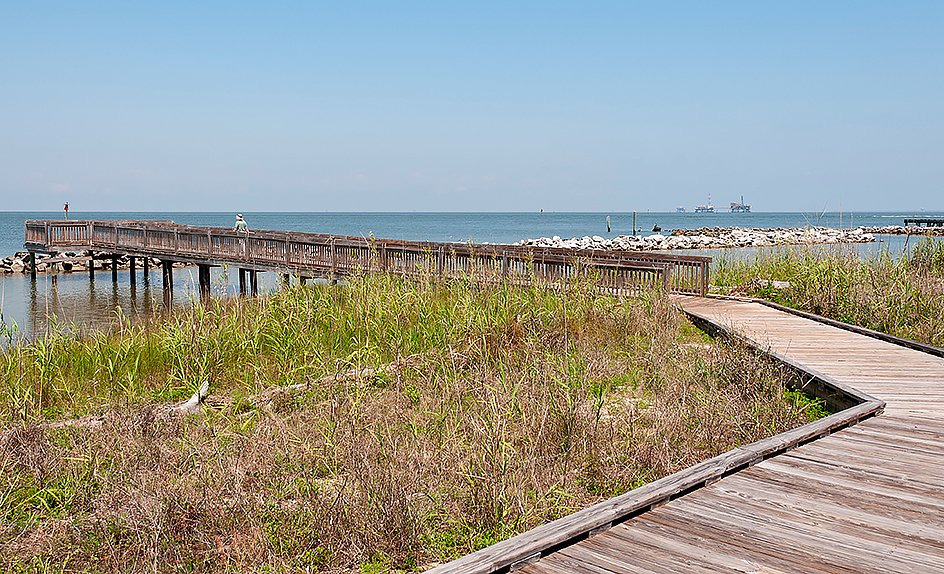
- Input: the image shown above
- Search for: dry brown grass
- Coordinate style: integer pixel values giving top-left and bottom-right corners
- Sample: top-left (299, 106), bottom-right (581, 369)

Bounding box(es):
top-left (1, 276), bottom-right (810, 573)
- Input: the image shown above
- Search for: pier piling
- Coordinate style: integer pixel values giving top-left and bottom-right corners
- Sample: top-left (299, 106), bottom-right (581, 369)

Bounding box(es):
top-left (162, 261), bottom-right (173, 292)
top-left (111, 255), bottom-right (118, 282)
top-left (238, 269), bottom-right (247, 295)
top-left (198, 265), bottom-right (211, 299)
top-left (129, 256), bottom-right (136, 284)
top-left (250, 270), bottom-right (258, 296)
top-left (29, 252), bottom-right (36, 279)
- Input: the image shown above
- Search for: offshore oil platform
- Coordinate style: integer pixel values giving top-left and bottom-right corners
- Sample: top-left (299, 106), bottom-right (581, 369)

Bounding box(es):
top-left (729, 195), bottom-right (751, 213)
top-left (694, 193), bottom-right (715, 213)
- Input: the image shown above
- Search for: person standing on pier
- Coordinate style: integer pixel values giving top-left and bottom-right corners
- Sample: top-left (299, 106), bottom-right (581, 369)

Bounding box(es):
top-left (234, 214), bottom-right (249, 257)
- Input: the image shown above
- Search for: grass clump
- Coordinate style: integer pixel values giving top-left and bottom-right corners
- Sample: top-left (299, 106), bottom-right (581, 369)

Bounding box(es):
top-left (2, 273), bottom-right (813, 572)
top-left (713, 238), bottom-right (944, 347)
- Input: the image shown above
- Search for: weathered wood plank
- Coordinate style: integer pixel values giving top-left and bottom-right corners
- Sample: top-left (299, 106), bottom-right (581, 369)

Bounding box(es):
top-left (650, 496), bottom-right (944, 572)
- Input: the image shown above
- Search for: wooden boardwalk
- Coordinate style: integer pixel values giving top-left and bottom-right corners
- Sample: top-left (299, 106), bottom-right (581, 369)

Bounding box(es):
top-left (431, 296), bottom-right (944, 574)
top-left (527, 297), bottom-right (944, 574)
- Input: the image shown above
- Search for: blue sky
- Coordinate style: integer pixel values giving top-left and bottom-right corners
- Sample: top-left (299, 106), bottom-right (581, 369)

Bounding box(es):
top-left (1, 1), bottom-right (941, 212)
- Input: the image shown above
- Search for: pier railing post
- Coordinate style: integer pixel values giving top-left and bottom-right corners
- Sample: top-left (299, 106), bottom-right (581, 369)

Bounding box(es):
top-left (284, 235), bottom-right (290, 268)
top-left (702, 261), bottom-right (709, 296)
top-left (437, 246), bottom-right (444, 282)
top-left (330, 237), bottom-right (337, 284)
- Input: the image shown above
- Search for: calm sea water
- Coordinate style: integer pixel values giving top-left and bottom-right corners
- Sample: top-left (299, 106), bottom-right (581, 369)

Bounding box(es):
top-left (2, 210), bottom-right (941, 342)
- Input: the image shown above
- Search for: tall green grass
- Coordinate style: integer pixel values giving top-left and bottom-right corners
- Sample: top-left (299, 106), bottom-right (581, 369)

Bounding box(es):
top-left (1, 273), bottom-right (812, 572)
top-left (713, 238), bottom-right (944, 346)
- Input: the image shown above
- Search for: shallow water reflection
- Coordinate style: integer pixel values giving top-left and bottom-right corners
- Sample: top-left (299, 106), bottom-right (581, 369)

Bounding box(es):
top-left (1, 265), bottom-right (286, 345)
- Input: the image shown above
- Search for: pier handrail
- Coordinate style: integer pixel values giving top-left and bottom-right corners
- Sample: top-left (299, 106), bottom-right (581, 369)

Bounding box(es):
top-left (24, 220), bottom-right (711, 295)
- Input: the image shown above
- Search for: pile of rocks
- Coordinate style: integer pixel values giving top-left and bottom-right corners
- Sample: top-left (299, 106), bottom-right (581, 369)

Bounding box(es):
top-left (515, 227), bottom-right (876, 252)
top-left (859, 225), bottom-right (944, 236)
top-left (1, 251), bottom-right (181, 274)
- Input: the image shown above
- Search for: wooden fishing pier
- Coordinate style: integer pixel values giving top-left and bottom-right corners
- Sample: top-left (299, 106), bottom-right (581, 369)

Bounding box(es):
top-left (23, 220), bottom-right (710, 296)
top-left (904, 217), bottom-right (944, 227)
top-left (427, 297), bottom-right (944, 574)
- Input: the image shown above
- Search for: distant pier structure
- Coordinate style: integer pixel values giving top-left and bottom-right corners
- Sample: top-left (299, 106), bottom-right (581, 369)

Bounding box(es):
top-left (904, 217), bottom-right (944, 227)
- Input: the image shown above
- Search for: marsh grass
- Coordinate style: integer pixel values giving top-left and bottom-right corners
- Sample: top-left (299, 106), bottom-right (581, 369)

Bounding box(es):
top-left (713, 238), bottom-right (944, 347)
top-left (2, 272), bottom-right (811, 572)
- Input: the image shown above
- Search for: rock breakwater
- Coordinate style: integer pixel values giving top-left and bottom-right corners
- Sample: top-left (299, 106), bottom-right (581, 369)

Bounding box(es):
top-left (2, 251), bottom-right (188, 275)
top-left (859, 225), bottom-right (944, 236)
top-left (515, 226), bottom-right (876, 251)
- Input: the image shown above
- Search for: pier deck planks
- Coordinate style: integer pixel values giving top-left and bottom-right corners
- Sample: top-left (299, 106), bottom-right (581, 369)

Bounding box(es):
top-left (522, 297), bottom-right (944, 574)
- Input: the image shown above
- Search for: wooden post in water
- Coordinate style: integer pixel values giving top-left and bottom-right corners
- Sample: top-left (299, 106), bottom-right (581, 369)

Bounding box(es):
top-left (198, 264), bottom-right (211, 299)
top-left (162, 261), bottom-right (173, 291)
top-left (250, 270), bottom-right (259, 296)
top-left (633, 211), bottom-right (637, 236)
top-left (238, 268), bottom-right (247, 295)
top-left (111, 255), bottom-right (119, 282)
top-left (129, 256), bottom-right (136, 284)
top-left (89, 255), bottom-right (95, 281)
top-left (29, 252), bottom-right (36, 279)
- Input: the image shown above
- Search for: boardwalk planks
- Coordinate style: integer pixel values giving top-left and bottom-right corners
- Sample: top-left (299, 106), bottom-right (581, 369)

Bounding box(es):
top-left (516, 297), bottom-right (944, 574)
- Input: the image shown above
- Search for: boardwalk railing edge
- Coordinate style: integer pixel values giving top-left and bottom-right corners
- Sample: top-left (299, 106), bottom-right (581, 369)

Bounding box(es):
top-left (682, 306), bottom-right (883, 411)
top-left (424, 305), bottom-right (885, 574)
